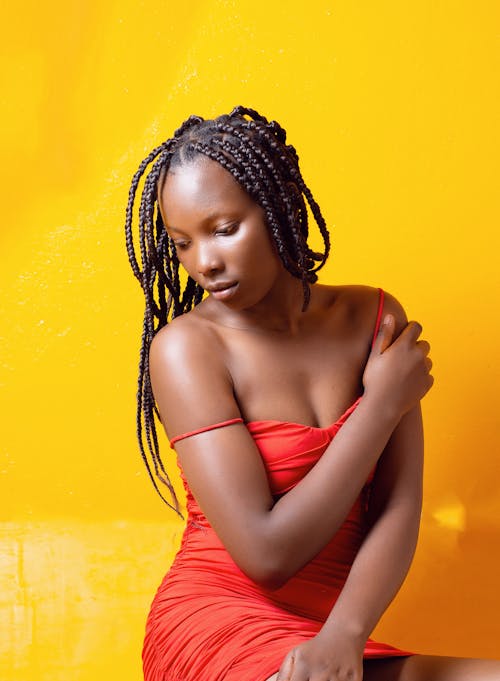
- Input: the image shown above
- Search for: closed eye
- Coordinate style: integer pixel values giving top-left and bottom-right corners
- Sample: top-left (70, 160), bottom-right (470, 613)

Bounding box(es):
top-left (171, 222), bottom-right (238, 250)
top-left (215, 222), bottom-right (239, 236)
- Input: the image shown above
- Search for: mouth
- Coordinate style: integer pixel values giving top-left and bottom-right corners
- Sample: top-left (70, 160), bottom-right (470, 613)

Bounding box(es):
top-left (207, 282), bottom-right (239, 301)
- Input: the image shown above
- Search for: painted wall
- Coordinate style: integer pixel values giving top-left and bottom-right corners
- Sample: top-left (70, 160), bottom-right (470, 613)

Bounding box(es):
top-left (1, 1), bottom-right (499, 679)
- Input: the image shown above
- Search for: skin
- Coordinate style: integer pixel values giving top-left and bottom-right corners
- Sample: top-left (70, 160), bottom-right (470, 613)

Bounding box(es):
top-left (149, 157), bottom-right (500, 681)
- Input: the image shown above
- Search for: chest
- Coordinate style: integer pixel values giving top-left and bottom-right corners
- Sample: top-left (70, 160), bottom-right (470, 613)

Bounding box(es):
top-left (222, 328), bottom-right (369, 426)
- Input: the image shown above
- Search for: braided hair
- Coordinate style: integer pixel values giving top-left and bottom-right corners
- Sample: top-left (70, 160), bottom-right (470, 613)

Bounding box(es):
top-left (124, 106), bottom-right (331, 513)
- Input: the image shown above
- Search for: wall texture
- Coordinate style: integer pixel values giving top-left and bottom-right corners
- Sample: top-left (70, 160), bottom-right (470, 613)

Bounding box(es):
top-left (1, 1), bottom-right (499, 679)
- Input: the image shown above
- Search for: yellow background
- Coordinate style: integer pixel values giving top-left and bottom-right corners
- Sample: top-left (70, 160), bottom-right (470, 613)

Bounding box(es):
top-left (1, 1), bottom-right (499, 679)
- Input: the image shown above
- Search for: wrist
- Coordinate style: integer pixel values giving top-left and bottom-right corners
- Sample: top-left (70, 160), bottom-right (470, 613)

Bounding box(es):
top-left (317, 616), bottom-right (369, 648)
top-left (361, 390), bottom-right (401, 429)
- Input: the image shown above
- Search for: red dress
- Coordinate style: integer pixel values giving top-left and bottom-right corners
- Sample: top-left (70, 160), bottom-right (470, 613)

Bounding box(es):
top-left (142, 288), bottom-right (414, 681)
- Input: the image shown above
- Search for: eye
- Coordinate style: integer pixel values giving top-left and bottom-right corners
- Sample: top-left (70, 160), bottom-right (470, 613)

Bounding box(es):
top-left (215, 222), bottom-right (238, 236)
top-left (167, 234), bottom-right (189, 251)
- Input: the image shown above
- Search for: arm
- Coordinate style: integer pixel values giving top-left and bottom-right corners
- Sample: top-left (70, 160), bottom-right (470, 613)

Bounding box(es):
top-left (149, 301), bottom-right (432, 589)
top-left (275, 405), bottom-right (424, 681)
top-left (319, 403), bottom-right (423, 644)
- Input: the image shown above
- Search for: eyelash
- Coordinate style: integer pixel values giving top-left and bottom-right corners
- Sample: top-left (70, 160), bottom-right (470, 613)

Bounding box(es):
top-left (174, 223), bottom-right (238, 250)
top-left (216, 222), bottom-right (238, 236)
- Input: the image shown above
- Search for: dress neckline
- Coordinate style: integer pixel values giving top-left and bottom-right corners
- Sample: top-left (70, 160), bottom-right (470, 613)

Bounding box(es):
top-left (245, 395), bottom-right (363, 432)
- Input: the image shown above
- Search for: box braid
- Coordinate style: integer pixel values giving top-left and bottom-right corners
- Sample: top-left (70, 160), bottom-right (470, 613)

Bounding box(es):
top-left (124, 106), bottom-right (331, 513)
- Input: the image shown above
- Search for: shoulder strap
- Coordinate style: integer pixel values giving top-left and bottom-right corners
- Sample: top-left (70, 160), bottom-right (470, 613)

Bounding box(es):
top-left (170, 417), bottom-right (244, 449)
top-left (371, 288), bottom-right (385, 348)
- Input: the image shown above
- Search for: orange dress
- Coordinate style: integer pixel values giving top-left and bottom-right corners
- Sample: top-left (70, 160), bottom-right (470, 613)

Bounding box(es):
top-left (142, 288), bottom-right (415, 681)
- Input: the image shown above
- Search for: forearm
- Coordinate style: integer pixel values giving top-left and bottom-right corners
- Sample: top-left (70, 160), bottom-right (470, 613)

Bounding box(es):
top-left (318, 404), bottom-right (424, 642)
top-left (258, 395), bottom-right (401, 584)
top-left (320, 493), bottom-right (422, 643)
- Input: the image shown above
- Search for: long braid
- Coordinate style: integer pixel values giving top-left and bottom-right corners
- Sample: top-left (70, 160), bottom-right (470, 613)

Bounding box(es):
top-left (124, 106), bottom-right (331, 512)
top-left (214, 119), bottom-right (324, 280)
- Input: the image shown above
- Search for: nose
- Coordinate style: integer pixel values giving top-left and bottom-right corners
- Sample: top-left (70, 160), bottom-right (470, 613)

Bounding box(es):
top-left (195, 239), bottom-right (224, 277)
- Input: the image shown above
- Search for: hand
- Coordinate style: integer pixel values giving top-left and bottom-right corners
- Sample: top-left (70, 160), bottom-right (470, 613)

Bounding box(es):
top-left (362, 314), bottom-right (434, 419)
top-left (276, 631), bottom-right (364, 681)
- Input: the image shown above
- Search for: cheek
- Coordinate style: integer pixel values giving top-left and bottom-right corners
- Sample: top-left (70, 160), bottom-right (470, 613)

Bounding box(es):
top-left (257, 226), bottom-right (280, 264)
top-left (244, 232), bottom-right (281, 280)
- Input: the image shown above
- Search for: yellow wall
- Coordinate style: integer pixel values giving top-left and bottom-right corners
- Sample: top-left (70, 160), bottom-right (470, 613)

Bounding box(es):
top-left (1, 1), bottom-right (499, 678)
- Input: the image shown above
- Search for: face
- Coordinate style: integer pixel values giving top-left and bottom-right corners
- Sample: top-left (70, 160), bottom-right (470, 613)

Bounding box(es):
top-left (158, 157), bottom-right (286, 309)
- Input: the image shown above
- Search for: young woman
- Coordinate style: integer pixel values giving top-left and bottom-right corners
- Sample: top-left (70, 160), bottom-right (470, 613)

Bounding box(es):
top-left (125, 107), bottom-right (500, 681)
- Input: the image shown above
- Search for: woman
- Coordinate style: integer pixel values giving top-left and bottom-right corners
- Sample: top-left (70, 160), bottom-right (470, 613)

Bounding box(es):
top-left (125, 107), bottom-right (499, 681)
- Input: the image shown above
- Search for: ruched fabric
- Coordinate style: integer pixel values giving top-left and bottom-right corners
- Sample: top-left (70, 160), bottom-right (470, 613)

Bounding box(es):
top-left (143, 289), bottom-right (415, 680)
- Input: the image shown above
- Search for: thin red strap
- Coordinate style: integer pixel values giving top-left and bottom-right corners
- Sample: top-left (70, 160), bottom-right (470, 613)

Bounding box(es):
top-left (170, 417), bottom-right (244, 449)
top-left (371, 288), bottom-right (385, 348)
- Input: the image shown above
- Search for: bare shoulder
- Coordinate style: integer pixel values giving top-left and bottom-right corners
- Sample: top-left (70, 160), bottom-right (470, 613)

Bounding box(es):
top-left (317, 284), bottom-right (408, 337)
top-left (149, 313), bottom-right (240, 441)
top-left (149, 311), bottom-right (225, 373)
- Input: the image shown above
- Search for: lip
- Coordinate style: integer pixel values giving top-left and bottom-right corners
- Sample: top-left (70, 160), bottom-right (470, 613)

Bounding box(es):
top-left (208, 282), bottom-right (239, 301)
top-left (206, 280), bottom-right (237, 292)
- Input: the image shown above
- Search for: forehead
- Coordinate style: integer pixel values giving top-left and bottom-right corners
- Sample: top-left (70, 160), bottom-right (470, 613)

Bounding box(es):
top-left (159, 157), bottom-right (254, 227)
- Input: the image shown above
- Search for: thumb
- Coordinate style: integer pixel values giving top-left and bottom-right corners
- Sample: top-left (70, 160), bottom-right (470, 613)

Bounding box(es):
top-left (373, 313), bottom-right (395, 354)
top-left (276, 650), bottom-right (295, 681)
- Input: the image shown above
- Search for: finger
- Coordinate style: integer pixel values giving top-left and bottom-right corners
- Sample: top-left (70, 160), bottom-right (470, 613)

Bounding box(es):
top-left (286, 656), bottom-right (309, 681)
top-left (373, 313), bottom-right (395, 354)
top-left (276, 652), bottom-right (295, 681)
top-left (425, 357), bottom-right (433, 371)
top-left (416, 339), bottom-right (431, 356)
top-left (400, 320), bottom-right (423, 343)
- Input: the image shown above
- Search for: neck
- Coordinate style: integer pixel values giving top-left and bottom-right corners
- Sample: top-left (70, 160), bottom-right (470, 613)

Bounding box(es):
top-left (202, 274), bottom-right (310, 335)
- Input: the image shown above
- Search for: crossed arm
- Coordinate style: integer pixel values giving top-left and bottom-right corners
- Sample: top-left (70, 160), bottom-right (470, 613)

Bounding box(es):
top-left (150, 292), bottom-right (427, 594)
top-left (320, 403), bottom-right (424, 644)
top-left (272, 404), bottom-right (424, 680)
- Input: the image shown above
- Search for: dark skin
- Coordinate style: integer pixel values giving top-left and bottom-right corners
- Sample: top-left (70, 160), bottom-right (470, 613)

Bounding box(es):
top-left (149, 157), bottom-right (500, 680)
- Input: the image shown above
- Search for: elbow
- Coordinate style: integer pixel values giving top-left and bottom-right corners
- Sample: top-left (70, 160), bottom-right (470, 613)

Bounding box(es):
top-left (238, 552), bottom-right (294, 591)
top-left (228, 518), bottom-right (300, 590)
